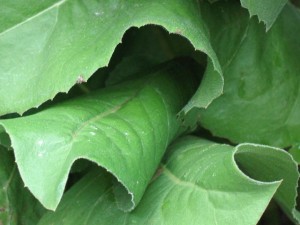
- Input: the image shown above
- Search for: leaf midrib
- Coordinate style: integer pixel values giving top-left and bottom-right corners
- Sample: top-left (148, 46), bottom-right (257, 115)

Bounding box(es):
top-left (162, 165), bottom-right (203, 191)
top-left (0, 0), bottom-right (66, 37)
top-left (70, 92), bottom-right (139, 142)
top-left (70, 73), bottom-right (163, 144)
top-left (71, 100), bottom-right (125, 140)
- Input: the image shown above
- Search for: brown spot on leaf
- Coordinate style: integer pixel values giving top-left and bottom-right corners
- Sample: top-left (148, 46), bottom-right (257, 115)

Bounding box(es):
top-left (151, 166), bottom-right (164, 182)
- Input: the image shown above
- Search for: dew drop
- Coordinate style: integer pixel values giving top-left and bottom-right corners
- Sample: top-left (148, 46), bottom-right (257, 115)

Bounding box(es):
top-left (90, 125), bottom-right (98, 130)
top-left (36, 139), bottom-right (44, 146)
top-left (57, 181), bottom-right (65, 192)
top-left (94, 11), bottom-right (104, 16)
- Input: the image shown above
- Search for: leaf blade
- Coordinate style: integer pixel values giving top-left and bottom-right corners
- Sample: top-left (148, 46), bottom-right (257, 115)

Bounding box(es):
top-left (0, 0), bottom-right (222, 116)
top-left (0, 60), bottom-right (197, 210)
top-left (235, 143), bottom-right (300, 223)
top-left (199, 2), bottom-right (300, 148)
top-left (240, 0), bottom-right (288, 30)
top-left (39, 136), bottom-right (299, 225)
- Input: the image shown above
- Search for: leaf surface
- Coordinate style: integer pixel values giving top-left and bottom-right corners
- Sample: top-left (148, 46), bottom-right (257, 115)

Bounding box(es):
top-left (0, 60), bottom-right (197, 211)
top-left (0, 0), bottom-right (222, 116)
top-left (39, 136), bottom-right (299, 225)
top-left (199, 2), bottom-right (300, 147)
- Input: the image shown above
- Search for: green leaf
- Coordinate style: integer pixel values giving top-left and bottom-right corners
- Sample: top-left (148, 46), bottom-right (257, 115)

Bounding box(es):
top-left (38, 168), bottom-right (123, 225)
top-left (199, 2), bottom-right (300, 148)
top-left (240, 0), bottom-right (288, 30)
top-left (0, 146), bottom-right (46, 225)
top-left (235, 143), bottom-right (300, 223)
top-left (39, 136), bottom-right (299, 225)
top-left (182, 59), bottom-right (224, 111)
top-left (0, 0), bottom-right (222, 116)
top-left (0, 60), bottom-right (197, 211)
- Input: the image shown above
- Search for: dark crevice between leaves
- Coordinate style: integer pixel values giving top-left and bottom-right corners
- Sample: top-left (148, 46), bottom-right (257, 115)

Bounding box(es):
top-left (65, 159), bottom-right (97, 192)
top-left (0, 131), bottom-right (11, 150)
top-left (191, 125), bottom-right (235, 146)
top-left (107, 25), bottom-right (207, 83)
top-left (27, 66), bottom-right (109, 117)
top-left (296, 177), bottom-right (300, 211)
top-left (66, 160), bottom-right (135, 212)
top-left (258, 199), bottom-right (294, 225)
top-left (0, 147), bottom-right (47, 224)
top-left (0, 67), bottom-right (109, 120)
top-left (290, 0), bottom-right (300, 8)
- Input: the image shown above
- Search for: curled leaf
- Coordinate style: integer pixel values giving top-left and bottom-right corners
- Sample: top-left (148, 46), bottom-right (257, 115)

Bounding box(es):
top-left (0, 60), bottom-right (198, 211)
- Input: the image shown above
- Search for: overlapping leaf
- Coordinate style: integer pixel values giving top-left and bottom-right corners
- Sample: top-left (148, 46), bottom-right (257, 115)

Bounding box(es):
top-left (199, 2), bottom-right (300, 148)
top-left (235, 144), bottom-right (300, 223)
top-left (240, 0), bottom-right (288, 30)
top-left (0, 60), bottom-right (198, 211)
top-left (0, 146), bottom-right (45, 224)
top-left (38, 136), bottom-right (299, 225)
top-left (0, 0), bottom-right (222, 116)
top-left (207, 0), bottom-right (287, 30)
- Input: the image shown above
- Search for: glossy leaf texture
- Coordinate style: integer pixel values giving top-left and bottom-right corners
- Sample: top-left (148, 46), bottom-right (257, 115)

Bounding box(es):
top-left (39, 136), bottom-right (299, 225)
top-left (0, 146), bottom-right (45, 224)
top-left (199, 1), bottom-right (300, 148)
top-left (0, 60), bottom-right (198, 211)
top-left (0, 0), bottom-right (222, 116)
top-left (241, 0), bottom-right (288, 30)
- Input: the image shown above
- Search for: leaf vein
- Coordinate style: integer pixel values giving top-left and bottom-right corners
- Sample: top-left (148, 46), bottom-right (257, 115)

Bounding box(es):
top-left (0, 0), bottom-right (66, 37)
